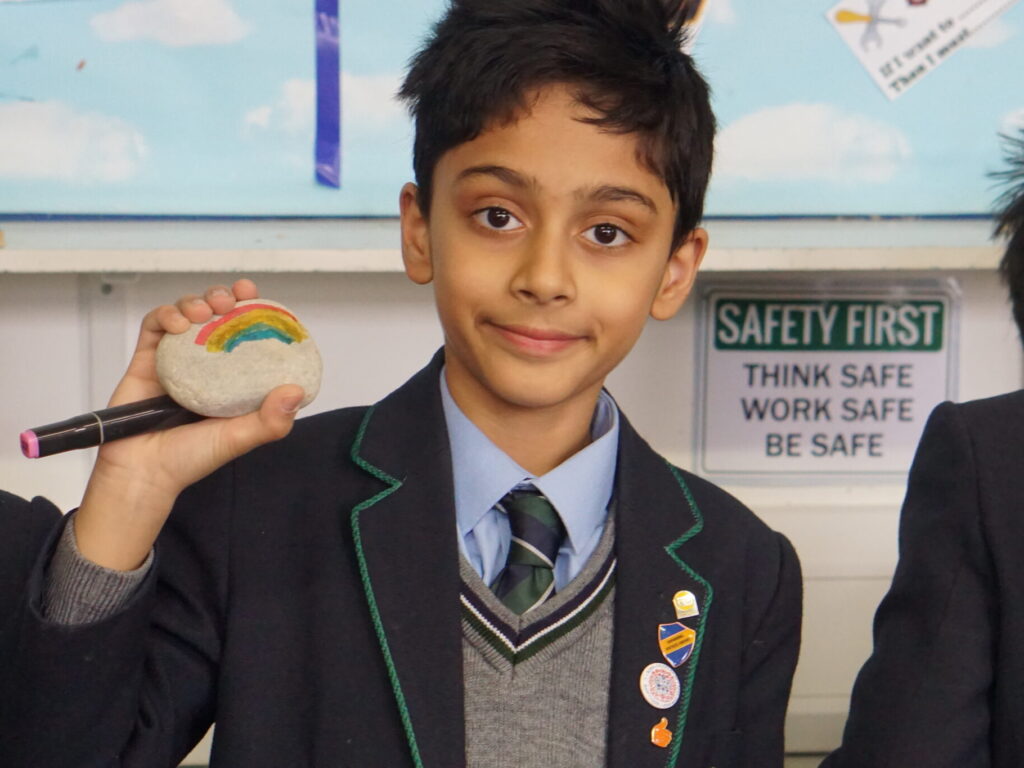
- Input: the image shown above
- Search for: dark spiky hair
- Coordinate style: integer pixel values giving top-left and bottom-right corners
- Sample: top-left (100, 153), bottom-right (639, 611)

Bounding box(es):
top-left (993, 129), bottom-right (1024, 342)
top-left (398, 0), bottom-right (716, 250)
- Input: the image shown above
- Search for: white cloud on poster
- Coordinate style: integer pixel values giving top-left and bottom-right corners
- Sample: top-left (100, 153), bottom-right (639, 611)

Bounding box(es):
top-left (243, 79), bottom-right (313, 137)
top-left (964, 17), bottom-right (1013, 48)
top-left (715, 103), bottom-right (911, 183)
top-left (280, 79), bottom-right (316, 134)
top-left (0, 101), bottom-right (146, 182)
top-left (707, 0), bottom-right (735, 24)
top-left (1000, 107), bottom-right (1024, 136)
top-left (341, 72), bottom-right (405, 126)
top-left (91, 0), bottom-right (249, 47)
top-left (243, 105), bottom-right (272, 131)
top-left (244, 73), bottom-right (404, 136)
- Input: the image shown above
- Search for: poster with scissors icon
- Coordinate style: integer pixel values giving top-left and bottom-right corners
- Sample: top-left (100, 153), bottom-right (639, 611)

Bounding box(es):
top-left (827, 0), bottom-right (1021, 100)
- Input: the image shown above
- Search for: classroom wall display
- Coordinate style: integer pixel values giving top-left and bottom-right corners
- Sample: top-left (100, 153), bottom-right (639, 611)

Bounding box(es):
top-left (701, 0), bottom-right (1024, 217)
top-left (825, 0), bottom-right (1017, 101)
top-left (0, 0), bottom-right (1021, 217)
top-left (696, 279), bottom-right (959, 479)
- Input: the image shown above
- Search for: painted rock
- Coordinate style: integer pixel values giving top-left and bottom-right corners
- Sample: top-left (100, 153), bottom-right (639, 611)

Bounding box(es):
top-left (156, 299), bottom-right (322, 418)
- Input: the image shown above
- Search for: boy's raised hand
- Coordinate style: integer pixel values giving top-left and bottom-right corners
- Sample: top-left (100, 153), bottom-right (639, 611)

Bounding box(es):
top-left (74, 279), bottom-right (303, 571)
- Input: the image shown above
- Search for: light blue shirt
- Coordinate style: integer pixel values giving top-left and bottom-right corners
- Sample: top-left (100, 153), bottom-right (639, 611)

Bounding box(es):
top-left (440, 371), bottom-right (619, 591)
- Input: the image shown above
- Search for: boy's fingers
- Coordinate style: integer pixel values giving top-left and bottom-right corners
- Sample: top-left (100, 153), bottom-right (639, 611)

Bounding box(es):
top-left (232, 278), bottom-right (260, 301)
top-left (156, 303), bottom-right (193, 333)
top-left (131, 305), bottom-right (187, 356)
top-left (166, 280), bottom-right (260, 330)
top-left (204, 285), bottom-right (236, 316)
top-left (175, 295), bottom-right (214, 324)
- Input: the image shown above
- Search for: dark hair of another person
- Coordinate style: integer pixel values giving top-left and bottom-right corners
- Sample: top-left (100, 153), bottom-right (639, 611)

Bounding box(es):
top-left (994, 129), bottom-right (1024, 341)
top-left (398, 0), bottom-right (716, 251)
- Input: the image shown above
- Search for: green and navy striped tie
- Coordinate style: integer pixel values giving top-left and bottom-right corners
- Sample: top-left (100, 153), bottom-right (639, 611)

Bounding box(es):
top-left (491, 488), bottom-right (566, 615)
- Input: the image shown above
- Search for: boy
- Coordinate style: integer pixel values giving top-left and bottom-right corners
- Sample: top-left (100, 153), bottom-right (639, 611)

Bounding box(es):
top-left (822, 132), bottom-right (1024, 768)
top-left (0, 1), bottom-right (801, 766)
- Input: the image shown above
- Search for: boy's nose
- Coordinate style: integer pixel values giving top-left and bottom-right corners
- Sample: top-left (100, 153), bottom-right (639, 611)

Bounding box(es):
top-left (510, 230), bottom-right (576, 305)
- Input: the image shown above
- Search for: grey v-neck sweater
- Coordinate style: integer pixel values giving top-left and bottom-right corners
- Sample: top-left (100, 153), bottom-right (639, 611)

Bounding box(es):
top-left (460, 516), bottom-right (616, 767)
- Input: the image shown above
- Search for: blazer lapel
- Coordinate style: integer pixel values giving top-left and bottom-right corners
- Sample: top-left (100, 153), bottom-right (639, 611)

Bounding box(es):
top-left (607, 416), bottom-right (713, 768)
top-left (347, 352), bottom-right (466, 768)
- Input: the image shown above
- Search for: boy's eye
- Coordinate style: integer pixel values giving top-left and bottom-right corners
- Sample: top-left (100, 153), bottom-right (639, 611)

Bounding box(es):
top-left (473, 207), bottom-right (523, 231)
top-left (583, 223), bottom-right (631, 247)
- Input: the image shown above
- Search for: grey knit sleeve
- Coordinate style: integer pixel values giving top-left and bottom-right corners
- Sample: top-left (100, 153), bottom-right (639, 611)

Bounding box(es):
top-left (42, 515), bottom-right (154, 625)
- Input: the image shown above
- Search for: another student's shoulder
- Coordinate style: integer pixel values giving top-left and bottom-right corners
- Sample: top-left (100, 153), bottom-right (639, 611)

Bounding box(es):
top-left (0, 490), bottom-right (63, 620)
top-left (954, 388), bottom-right (1024, 430)
top-left (0, 489), bottom-right (62, 525)
top-left (923, 390), bottom-right (1024, 483)
top-left (0, 488), bottom-right (29, 513)
top-left (920, 390), bottom-right (1024, 461)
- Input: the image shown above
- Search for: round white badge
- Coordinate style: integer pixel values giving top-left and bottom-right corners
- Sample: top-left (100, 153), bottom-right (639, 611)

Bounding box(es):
top-left (639, 662), bottom-right (681, 710)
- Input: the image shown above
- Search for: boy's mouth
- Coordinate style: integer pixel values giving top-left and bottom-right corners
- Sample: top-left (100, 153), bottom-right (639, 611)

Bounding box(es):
top-left (489, 323), bottom-right (585, 355)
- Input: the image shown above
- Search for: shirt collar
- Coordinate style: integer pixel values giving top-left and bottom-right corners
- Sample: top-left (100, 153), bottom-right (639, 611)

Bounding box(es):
top-left (440, 369), bottom-right (619, 555)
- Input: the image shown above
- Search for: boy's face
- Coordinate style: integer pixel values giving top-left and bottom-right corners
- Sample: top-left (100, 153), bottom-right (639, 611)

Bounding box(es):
top-left (401, 84), bottom-right (706, 424)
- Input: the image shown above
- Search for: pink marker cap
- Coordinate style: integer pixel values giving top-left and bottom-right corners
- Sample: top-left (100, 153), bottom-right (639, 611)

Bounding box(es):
top-left (20, 430), bottom-right (40, 459)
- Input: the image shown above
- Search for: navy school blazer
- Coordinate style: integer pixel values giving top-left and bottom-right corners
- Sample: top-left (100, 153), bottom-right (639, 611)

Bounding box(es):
top-left (823, 391), bottom-right (1024, 768)
top-left (0, 351), bottom-right (801, 768)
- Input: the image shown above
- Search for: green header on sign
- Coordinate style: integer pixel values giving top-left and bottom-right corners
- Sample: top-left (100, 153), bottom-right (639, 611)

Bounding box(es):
top-left (713, 298), bottom-right (945, 351)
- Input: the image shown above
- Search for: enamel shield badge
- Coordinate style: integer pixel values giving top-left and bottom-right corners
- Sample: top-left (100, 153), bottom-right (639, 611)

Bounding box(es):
top-left (658, 622), bottom-right (695, 668)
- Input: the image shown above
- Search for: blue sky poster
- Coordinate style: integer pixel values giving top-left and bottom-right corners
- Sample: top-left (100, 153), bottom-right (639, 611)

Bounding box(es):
top-left (0, 0), bottom-right (1021, 217)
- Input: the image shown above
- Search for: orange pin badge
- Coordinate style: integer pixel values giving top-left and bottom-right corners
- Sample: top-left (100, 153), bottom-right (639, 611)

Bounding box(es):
top-left (651, 716), bottom-right (673, 748)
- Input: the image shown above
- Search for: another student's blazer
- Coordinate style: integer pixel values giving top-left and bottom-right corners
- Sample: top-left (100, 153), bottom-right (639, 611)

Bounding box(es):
top-left (0, 351), bottom-right (801, 768)
top-left (823, 391), bottom-right (1024, 768)
top-left (0, 490), bottom-right (61, 626)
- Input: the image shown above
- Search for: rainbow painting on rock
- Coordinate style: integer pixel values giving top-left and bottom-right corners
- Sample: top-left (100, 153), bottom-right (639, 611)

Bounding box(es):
top-left (195, 303), bottom-right (309, 354)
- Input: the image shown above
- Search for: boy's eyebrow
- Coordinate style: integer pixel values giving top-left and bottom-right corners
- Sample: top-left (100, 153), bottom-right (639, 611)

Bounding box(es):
top-left (456, 165), bottom-right (658, 214)
top-left (580, 185), bottom-right (658, 214)
top-left (455, 165), bottom-right (534, 189)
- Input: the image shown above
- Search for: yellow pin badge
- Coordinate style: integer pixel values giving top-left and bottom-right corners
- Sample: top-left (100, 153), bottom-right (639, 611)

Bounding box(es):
top-left (672, 590), bottom-right (699, 619)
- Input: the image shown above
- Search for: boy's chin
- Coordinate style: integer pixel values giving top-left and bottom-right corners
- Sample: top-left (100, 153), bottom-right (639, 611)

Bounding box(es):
top-left (483, 374), bottom-right (605, 414)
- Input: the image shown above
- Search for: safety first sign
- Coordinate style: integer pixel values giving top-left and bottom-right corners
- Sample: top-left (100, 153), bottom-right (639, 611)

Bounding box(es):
top-left (698, 285), bottom-right (957, 477)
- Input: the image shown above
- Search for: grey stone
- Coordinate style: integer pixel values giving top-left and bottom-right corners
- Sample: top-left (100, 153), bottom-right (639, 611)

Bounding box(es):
top-left (156, 298), bottom-right (322, 418)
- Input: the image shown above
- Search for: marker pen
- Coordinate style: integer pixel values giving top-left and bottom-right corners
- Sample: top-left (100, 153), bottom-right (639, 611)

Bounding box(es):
top-left (20, 395), bottom-right (204, 459)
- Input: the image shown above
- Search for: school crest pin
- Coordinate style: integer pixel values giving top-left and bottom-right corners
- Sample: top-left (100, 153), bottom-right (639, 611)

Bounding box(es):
top-left (658, 622), bottom-right (695, 668)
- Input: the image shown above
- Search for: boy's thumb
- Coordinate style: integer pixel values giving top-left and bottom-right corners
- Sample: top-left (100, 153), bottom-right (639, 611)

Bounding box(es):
top-left (266, 385), bottom-right (305, 431)
top-left (221, 385), bottom-right (303, 458)
top-left (277, 388), bottom-right (305, 416)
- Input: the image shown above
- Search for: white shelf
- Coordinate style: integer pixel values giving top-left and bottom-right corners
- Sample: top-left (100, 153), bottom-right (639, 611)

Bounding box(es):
top-left (704, 245), bottom-right (1000, 271)
top-left (0, 247), bottom-right (402, 274)
top-left (0, 217), bottom-right (1002, 273)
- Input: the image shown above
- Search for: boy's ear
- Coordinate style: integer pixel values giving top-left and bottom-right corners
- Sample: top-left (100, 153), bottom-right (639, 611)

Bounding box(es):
top-left (400, 182), bottom-right (433, 285)
top-left (650, 228), bottom-right (707, 321)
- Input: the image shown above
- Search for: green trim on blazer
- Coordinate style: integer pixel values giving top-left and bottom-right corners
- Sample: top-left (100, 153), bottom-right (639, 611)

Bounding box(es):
top-left (349, 405), bottom-right (425, 768)
top-left (662, 460), bottom-right (714, 768)
top-left (349, 403), bottom-right (715, 768)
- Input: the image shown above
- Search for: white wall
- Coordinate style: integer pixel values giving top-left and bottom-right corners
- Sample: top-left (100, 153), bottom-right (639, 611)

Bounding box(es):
top-left (1, 261), bottom-right (1018, 762)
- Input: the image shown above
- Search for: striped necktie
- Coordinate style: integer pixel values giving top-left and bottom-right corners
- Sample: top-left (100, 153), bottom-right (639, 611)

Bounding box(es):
top-left (491, 488), bottom-right (566, 615)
